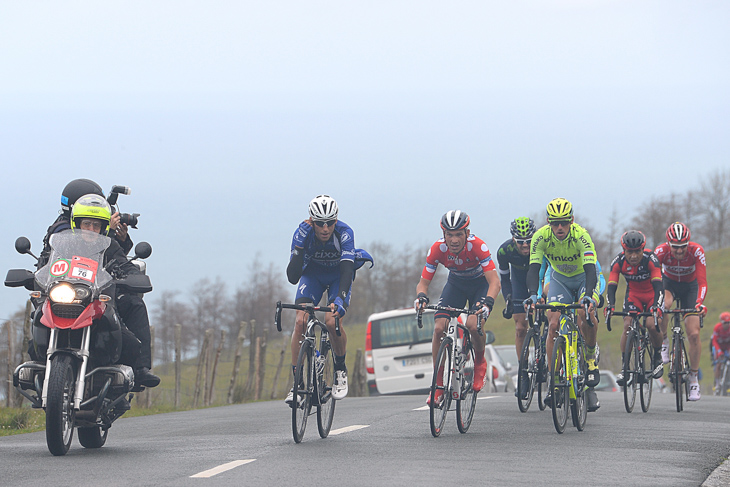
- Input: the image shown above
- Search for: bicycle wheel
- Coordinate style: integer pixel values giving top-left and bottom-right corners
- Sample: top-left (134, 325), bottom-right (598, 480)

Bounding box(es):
top-left (317, 343), bottom-right (336, 438)
top-left (571, 339), bottom-right (587, 431)
top-left (550, 336), bottom-right (569, 434)
top-left (722, 361), bottom-right (730, 397)
top-left (672, 334), bottom-right (684, 412)
top-left (640, 339), bottom-right (653, 412)
top-left (430, 337), bottom-right (453, 437)
top-left (456, 337), bottom-right (477, 433)
top-left (292, 341), bottom-right (313, 443)
top-left (517, 329), bottom-right (538, 413)
top-left (623, 331), bottom-right (638, 413)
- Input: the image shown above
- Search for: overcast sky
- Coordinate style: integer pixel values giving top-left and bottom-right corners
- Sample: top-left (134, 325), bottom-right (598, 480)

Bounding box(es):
top-left (2, 1), bottom-right (729, 322)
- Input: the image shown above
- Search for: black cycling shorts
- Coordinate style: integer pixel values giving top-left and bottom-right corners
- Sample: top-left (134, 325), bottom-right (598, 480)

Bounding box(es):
top-left (662, 277), bottom-right (698, 311)
top-left (436, 274), bottom-right (490, 320)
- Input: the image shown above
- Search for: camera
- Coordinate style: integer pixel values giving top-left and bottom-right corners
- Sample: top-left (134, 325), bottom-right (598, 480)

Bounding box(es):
top-left (107, 185), bottom-right (140, 229)
top-left (119, 213), bottom-right (140, 228)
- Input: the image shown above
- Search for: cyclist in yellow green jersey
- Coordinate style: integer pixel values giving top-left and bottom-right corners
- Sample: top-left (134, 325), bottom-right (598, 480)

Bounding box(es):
top-left (523, 197), bottom-right (602, 412)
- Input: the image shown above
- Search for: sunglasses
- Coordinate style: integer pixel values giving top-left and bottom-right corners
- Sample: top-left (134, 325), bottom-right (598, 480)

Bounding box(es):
top-left (669, 243), bottom-right (688, 250)
top-left (313, 219), bottom-right (337, 227)
top-left (515, 238), bottom-right (531, 246)
top-left (549, 220), bottom-right (571, 228)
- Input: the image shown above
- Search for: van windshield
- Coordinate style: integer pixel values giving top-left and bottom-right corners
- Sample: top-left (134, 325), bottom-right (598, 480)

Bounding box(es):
top-left (372, 312), bottom-right (435, 348)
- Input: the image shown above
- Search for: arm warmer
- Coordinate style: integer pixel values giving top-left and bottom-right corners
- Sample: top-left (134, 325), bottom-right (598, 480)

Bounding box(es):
top-left (286, 250), bottom-right (305, 285)
top-left (337, 260), bottom-right (355, 301)
top-left (526, 262), bottom-right (542, 296)
top-left (583, 263), bottom-right (597, 298)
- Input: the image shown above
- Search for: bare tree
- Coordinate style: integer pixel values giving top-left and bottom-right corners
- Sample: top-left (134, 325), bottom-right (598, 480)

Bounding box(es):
top-left (698, 168), bottom-right (730, 250)
top-left (152, 290), bottom-right (192, 362)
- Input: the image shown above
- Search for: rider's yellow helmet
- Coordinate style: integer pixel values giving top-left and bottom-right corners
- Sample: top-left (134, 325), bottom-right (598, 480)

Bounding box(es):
top-left (70, 194), bottom-right (112, 236)
top-left (546, 197), bottom-right (573, 222)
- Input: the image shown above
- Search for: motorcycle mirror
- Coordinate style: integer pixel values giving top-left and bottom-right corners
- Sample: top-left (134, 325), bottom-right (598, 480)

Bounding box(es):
top-left (133, 242), bottom-right (152, 260)
top-left (14, 236), bottom-right (39, 261)
top-left (15, 236), bottom-right (31, 254)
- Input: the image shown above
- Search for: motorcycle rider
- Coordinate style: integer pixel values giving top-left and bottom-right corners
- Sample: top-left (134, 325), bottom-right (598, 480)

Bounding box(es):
top-left (38, 180), bottom-right (160, 388)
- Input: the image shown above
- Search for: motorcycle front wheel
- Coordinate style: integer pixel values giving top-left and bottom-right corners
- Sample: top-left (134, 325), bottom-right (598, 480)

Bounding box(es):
top-left (46, 355), bottom-right (77, 456)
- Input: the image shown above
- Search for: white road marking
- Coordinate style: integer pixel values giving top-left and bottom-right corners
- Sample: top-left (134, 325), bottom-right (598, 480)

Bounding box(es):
top-left (413, 395), bottom-right (497, 411)
top-left (190, 459), bottom-right (256, 478)
top-left (329, 424), bottom-right (369, 435)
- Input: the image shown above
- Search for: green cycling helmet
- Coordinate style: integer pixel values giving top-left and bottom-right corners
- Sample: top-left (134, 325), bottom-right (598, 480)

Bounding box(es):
top-left (510, 217), bottom-right (536, 238)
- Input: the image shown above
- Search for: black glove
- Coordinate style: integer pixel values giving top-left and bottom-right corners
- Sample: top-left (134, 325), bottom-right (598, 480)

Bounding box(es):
top-left (502, 305), bottom-right (513, 320)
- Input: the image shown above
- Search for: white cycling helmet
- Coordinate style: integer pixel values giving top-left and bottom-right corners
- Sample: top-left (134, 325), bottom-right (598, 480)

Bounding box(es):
top-left (308, 195), bottom-right (338, 221)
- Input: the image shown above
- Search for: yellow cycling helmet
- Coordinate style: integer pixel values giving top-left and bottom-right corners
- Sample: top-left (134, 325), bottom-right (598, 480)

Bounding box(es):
top-left (71, 194), bottom-right (112, 235)
top-left (546, 197), bottom-right (573, 222)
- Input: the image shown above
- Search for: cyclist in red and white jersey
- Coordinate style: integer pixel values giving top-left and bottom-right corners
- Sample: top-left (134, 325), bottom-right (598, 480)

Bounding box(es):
top-left (711, 312), bottom-right (730, 394)
top-left (654, 222), bottom-right (708, 401)
top-left (415, 211), bottom-right (501, 405)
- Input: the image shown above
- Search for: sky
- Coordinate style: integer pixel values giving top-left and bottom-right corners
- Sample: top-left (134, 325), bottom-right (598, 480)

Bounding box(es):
top-left (1, 1), bottom-right (729, 322)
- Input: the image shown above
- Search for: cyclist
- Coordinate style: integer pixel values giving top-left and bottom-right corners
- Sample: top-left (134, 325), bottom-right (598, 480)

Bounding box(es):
top-left (415, 210), bottom-right (501, 405)
top-left (524, 197), bottom-right (601, 412)
top-left (496, 217), bottom-right (537, 399)
top-left (710, 312), bottom-right (730, 394)
top-left (285, 195), bottom-right (357, 404)
top-left (654, 222), bottom-right (708, 401)
top-left (604, 230), bottom-right (664, 384)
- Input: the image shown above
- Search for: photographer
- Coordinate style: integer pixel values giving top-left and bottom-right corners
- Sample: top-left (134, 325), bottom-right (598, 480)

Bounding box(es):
top-left (37, 178), bottom-right (160, 388)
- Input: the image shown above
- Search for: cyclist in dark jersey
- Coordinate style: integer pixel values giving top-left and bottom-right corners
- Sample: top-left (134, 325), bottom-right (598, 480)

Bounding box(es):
top-left (285, 195), bottom-right (357, 404)
top-left (605, 230), bottom-right (664, 384)
top-left (415, 210), bottom-right (500, 405)
top-left (497, 217), bottom-right (536, 399)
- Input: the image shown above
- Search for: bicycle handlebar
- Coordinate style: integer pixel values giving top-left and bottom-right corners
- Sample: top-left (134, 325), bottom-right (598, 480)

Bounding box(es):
top-left (274, 301), bottom-right (341, 336)
top-left (663, 308), bottom-right (705, 328)
top-left (605, 310), bottom-right (660, 334)
top-left (416, 304), bottom-right (484, 336)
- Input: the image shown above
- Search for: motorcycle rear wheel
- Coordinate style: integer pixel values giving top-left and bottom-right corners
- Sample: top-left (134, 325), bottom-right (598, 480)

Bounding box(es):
top-left (78, 426), bottom-right (108, 448)
top-left (46, 355), bottom-right (76, 456)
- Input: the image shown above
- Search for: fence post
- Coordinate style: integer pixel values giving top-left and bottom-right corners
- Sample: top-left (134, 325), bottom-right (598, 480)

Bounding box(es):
top-left (203, 329), bottom-right (214, 406)
top-left (6, 321), bottom-right (15, 407)
top-left (243, 320), bottom-right (256, 398)
top-left (270, 336), bottom-right (288, 399)
top-left (22, 299), bottom-right (32, 362)
top-left (351, 348), bottom-right (367, 397)
top-left (193, 329), bottom-right (212, 408)
top-left (253, 337), bottom-right (262, 401)
top-left (207, 330), bottom-right (226, 406)
top-left (145, 326), bottom-right (155, 408)
top-left (228, 321), bottom-right (247, 404)
top-left (174, 324), bottom-right (182, 408)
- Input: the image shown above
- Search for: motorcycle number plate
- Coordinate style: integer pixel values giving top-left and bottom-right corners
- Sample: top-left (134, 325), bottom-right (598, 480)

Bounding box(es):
top-left (70, 256), bottom-right (98, 282)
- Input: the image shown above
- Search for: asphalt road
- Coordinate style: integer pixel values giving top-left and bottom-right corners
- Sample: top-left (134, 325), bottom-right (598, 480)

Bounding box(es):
top-left (1, 391), bottom-right (729, 487)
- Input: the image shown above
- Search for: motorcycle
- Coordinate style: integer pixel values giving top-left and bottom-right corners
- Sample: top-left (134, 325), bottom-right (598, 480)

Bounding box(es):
top-left (5, 230), bottom-right (152, 456)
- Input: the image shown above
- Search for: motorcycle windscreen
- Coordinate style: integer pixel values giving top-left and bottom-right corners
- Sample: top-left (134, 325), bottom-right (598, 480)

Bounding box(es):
top-left (36, 230), bottom-right (113, 291)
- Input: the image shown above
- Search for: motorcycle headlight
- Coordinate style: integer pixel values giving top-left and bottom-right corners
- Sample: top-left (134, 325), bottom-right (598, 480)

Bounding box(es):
top-left (73, 285), bottom-right (91, 301)
top-left (49, 283), bottom-right (76, 304)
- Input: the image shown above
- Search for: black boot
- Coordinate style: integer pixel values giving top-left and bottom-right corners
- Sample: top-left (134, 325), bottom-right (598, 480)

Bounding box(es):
top-left (136, 367), bottom-right (161, 388)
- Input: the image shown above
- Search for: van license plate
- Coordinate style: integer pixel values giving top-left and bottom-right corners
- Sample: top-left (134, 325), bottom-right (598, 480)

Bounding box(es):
top-left (403, 356), bottom-right (431, 367)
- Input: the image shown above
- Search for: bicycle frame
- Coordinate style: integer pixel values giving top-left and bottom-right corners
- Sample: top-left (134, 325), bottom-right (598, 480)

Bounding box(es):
top-left (419, 305), bottom-right (483, 402)
top-left (664, 307), bottom-right (703, 412)
top-left (538, 304), bottom-right (586, 400)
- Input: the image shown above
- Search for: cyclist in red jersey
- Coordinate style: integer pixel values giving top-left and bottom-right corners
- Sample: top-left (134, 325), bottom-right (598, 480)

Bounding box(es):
top-left (415, 211), bottom-right (501, 404)
top-left (654, 222), bottom-right (708, 401)
top-left (604, 230), bottom-right (664, 384)
top-left (711, 312), bottom-right (730, 394)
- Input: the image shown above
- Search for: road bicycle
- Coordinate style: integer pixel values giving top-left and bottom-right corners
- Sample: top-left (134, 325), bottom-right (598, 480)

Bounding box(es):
top-left (714, 352), bottom-right (730, 396)
top-left (275, 302), bottom-right (340, 443)
top-left (536, 303), bottom-right (590, 434)
top-left (606, 310), bottom-right (657, 413)
top-left (518, 307), bottom-right (549, 412)
top-left (417, 305), bottom-right (494, 437)
top-left (665, 307), bottom-right (704, 412)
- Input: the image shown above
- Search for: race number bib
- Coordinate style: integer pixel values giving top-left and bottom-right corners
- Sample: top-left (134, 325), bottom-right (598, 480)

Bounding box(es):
top-left (69, 256), bottom-right (99, 282)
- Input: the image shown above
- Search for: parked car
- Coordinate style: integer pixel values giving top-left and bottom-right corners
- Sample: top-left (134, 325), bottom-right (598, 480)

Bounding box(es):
top-left (365, 308), bottom-right (500, 395)
top-left (485, 344), bottom-right (512, 392)
top-left (494, 344), bottom-right (519, 391)
top-left (595, 370), bottom-right (620, 392)
top-left (365, 308), bottom-right (435, 395)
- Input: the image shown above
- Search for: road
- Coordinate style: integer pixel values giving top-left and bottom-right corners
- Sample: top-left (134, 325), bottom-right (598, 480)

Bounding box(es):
top-left (1, 392), bottom-right (729, 487)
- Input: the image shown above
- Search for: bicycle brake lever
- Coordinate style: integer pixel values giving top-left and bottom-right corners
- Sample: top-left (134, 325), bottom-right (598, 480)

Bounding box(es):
top-left (335, 314), bottom-right (341, 336)
top-left (417, 309), bottom-right (423, 329)
top-left (275, 301), bottom-right (282, 332)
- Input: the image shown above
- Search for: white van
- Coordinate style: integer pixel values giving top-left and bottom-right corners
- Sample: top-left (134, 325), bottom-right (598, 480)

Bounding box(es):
top-left (365, 308), bottom-right (436, 395)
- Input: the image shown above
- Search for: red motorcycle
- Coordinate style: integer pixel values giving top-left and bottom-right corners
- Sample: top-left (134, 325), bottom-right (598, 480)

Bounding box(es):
top-left (5, 231), bottom-right (151, 456)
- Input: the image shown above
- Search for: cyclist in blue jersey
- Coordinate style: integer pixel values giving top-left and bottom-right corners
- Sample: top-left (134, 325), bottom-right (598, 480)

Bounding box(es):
top-left (497, 217), bottom-right (536, 399)
top-left (285, 195), bottom-right (356, 404)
